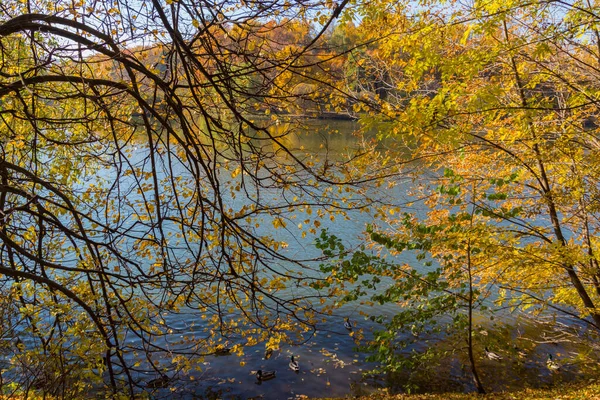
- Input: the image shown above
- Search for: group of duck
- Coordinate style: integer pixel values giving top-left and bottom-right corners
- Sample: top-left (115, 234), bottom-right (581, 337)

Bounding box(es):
top-left (145, 349), bottom-right (300, 387)
top-left (484, 347), bottom-right (561, 371)
top-left (256, 318), bottom-right (353, 382)
top-left (147, 317), bottom-right (355, 387)
top-left (255, 355), bottom-right (299, 381)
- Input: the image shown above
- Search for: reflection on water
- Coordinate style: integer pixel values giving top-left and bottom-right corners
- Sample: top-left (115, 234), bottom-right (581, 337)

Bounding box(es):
top-left (5, 119), bottom-right (600, 398)
top-left (136, 323), bottom-right (379, 399)
top-left (138, 312), bottom-right (600, 399)
top-left (125, 119), bottom-right (600, 399)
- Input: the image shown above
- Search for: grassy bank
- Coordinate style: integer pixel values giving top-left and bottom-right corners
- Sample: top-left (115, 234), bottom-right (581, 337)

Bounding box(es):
top-left (319, 381), bottom-right (600, 400)
top-left (3, 381), bottom-right (599, 399)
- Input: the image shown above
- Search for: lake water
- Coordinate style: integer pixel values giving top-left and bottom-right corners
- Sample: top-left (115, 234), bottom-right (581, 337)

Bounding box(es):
top-left (126, 119), bottom-right (409, 399)
top-left (124, 119), bottom-right (600, 399)
top-left (4, 119), bottom-right (600, 399)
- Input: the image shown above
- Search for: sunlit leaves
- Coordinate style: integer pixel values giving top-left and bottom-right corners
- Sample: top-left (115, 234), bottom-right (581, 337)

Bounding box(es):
top-left (302, 0), bottom-right (600, 384)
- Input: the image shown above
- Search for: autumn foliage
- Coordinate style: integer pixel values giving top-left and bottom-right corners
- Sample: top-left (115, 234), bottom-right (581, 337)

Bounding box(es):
top-left (2, 0), bottom-right (600, 397)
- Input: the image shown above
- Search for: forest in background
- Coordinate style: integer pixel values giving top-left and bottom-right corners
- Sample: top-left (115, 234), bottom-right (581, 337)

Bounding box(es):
top-left (1, 0), bottom-right (600, 397)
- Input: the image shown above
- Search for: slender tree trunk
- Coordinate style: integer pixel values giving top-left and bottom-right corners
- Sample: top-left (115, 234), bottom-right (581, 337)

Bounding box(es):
top-left (466, 186), bottom-right (485, 393)
top-left (467, 239), bottom-right (485, 394)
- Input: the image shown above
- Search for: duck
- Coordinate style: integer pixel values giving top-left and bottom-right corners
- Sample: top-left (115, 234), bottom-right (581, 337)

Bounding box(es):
top-left (344, 318), bottom-right (353, 331)
top-left (484, 347), bottom-right (503, 361)
top-left (546, 353), bottom-right (560, 371)
top-left (264, 348), bottom-right (273, 360)
top-left (256, 369), bottom-right (276, 381)
top-left (214, 345), bottom-right (231, 356)
top-left (289, 355), bottom-right (299, 372)
top-left (513, 345), bottom-right (527, 359)
top-left (146, 374), bottom-right (170, 389)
